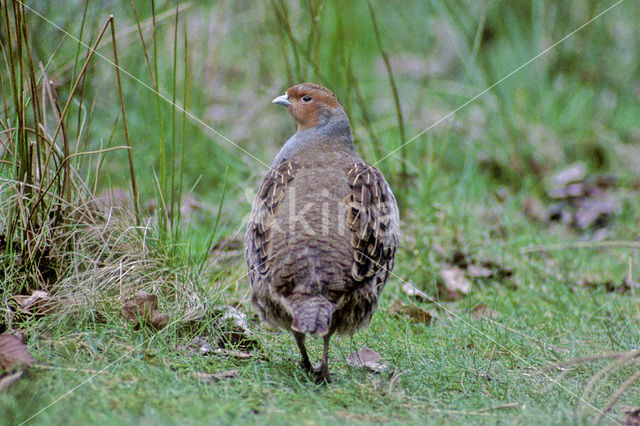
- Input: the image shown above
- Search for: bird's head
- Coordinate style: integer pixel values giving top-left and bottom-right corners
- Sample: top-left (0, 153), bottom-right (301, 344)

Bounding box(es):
top-left (272, 83), bottom-right (346, 132)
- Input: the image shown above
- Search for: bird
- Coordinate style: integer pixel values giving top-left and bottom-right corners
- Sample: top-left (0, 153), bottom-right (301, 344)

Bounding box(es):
top-left (245, 83), bottom-right (399, 383)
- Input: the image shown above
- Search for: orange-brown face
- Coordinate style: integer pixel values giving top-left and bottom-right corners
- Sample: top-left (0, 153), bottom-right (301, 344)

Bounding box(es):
top-left (273, 83), bottom-right (342, 131)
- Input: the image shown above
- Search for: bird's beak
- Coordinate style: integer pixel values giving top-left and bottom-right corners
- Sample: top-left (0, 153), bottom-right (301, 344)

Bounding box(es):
top-left (272, 93), bottom-right (292, 107)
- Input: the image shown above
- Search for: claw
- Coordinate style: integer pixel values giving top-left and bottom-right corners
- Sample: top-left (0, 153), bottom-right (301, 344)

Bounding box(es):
top-left (313, 364), bottom-right (332, 384)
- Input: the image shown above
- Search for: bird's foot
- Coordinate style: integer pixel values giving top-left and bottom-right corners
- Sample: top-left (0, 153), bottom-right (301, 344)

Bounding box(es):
top-left (313, 364), bottom-right (332, 384)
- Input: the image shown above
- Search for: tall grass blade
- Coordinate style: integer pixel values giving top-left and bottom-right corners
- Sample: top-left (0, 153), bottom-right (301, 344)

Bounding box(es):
top-left (109, 16), bottom-right (140, 224)
top-left (199, 166), bottom-right (228, 274)
top-left (366, 0), bottom-right (406, 186)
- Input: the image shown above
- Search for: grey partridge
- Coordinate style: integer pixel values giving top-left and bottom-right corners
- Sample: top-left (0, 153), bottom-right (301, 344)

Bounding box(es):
top-left (245, 83), bottom-right (399, 382)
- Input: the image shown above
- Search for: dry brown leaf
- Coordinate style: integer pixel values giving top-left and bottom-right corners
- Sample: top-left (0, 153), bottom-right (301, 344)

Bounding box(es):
top-left (440, 267), bottom-right (471, 300)
top-left (548, 183), bottom-right (586, 199)
top-left (444, 249), bottom-right (512, 286)
top-left (389, 300), bottom-right (435, 325)
top-left (522, 196), bottom-right (548, 222)
top-left (400, 282), bottom-right (434, 302)
top-left (151, 311), bottom-right (170, 330)
top-left (212, 369), bottom-right (240, 380)
top-left (546, 163), bottom-right (620, 232)
top-left (212, 305), bottom-right (259, 351)
top-left (575, 276), bottom-right (640, 294)
top-left (548, 202), bottom-right (573, 225)
top-left (0, 371), bottom-right (24, 391)
top-left (211, 348), bottom-right (252, 359)
top-left (346, 347), bottom-right (388, 373)
top-left (184, 335), bottom-right (255, 359)
top-left (622, 406), bottom-right (640, 426)
top-left (12, 290), bottom-right (56, 315)
top-left (199, 341), bottom-right (214, 355)
top-left (467, 264), bottom-right (493, 278)
top-left (180, 336), bottom-right (215, 356)
top-left (574, 195), bottom-right (618, 229)
top-left (472, 304), bottom-right (499, 320)
top-left (550, 162), bottom-right (587, 188)
top-left (0, 334), bottom-right (35, 372)
top-left (194, 369), bottom-right (240, 383)
top-left (178, 336), bottom-right (201, 354)
top-left (121, 291), bottom-right (169, 331)
top-left (484, 261), bottom-right (513, 279)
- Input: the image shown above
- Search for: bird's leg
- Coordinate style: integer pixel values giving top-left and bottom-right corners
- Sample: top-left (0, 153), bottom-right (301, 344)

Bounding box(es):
top-left (314, 332), bottom-right (333, 384)
top-left (292, 331), bottom-right (312, 372)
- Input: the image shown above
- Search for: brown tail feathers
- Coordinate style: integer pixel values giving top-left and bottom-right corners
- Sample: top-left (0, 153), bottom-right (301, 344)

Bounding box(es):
top-left (290, 296), bottom-right (334, 336)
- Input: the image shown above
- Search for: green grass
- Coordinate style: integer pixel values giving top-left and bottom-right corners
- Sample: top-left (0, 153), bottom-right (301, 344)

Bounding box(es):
top-left (3, 288), bottom-right (639, 425)
top-left (2, 0), bottom-right (640, 424)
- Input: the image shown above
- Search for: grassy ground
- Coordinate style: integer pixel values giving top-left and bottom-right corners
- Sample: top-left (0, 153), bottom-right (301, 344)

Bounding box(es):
top-left (1, 0), bottom-right (640, 424)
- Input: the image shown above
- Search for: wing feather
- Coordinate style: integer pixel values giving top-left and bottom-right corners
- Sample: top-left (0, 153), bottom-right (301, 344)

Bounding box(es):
top-left (245, 162), bottom-right (297, 285)
top-left (344, 163), bottom-right (399, 286)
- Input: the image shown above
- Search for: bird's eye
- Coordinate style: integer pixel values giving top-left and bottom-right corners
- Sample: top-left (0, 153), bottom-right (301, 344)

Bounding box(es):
top-left (302, 95), bottom-right (312, 102)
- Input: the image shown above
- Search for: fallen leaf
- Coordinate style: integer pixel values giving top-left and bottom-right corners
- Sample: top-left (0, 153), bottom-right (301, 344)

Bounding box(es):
top-left (12, 290), bottom-right (56, 315)
top-left (467, 264), bottom-right (493, 278)
top-left (184, 336), bottom-right (255, 360)
top-left (180, 336), bottom-right (214, 355)
top-left (150, 311), bottom-right (169, 330)
top-left (0, 334), bottom-right (35, 372)
top-left (548, 202), bottom-right (573, 225)
top-left (346, 347), bottom-right (388, 373)
top-left (522, 196), bottom-right (548, 222)
top-left (575, 276), bottom-right (639, 294)
top-left (212, 306), bottom-right (259, 351)
top-left (213, 369), bottom-right (240, 379)
top-left (623, 277), bottom-right (640, 293)
top-left (574, 195), bottom-right (618, 229)
top-left (548, 183), bottom-right (586, 199)
top-left (472, 304), bottom-right (499, 320)
top-left (440, 267), bottom-right (471, 300)
top-left (211, 348), bottom-right (252, 359)
top-left (0, 371), bottom-right (24, 391)
top-left (389, 300), bottom-right (435, 325)
top-left (121, 291), bottom-right (169, 331)
top-left (622, 405), bottom-right (640, 426)
top-left (550, 162), bottom-right (586, 188)
top-left (194, 369), bottom-right (240, 383)
top-left (480, 261), bottom-right (513, 280)
top-left (199, 341), bottom-right (214, 355)
top-left (400, 282), bottom-right (434, 302)
top-left (545, 164), bottom-right (620, 233)
top-left (444, 248), bottom-right (512, 284)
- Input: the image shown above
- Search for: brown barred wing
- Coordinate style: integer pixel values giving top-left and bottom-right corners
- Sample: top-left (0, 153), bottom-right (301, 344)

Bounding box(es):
top-left (344, 163), bottom-right (399, 285)
top-left (245, 161), bottom-right (297, 284)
